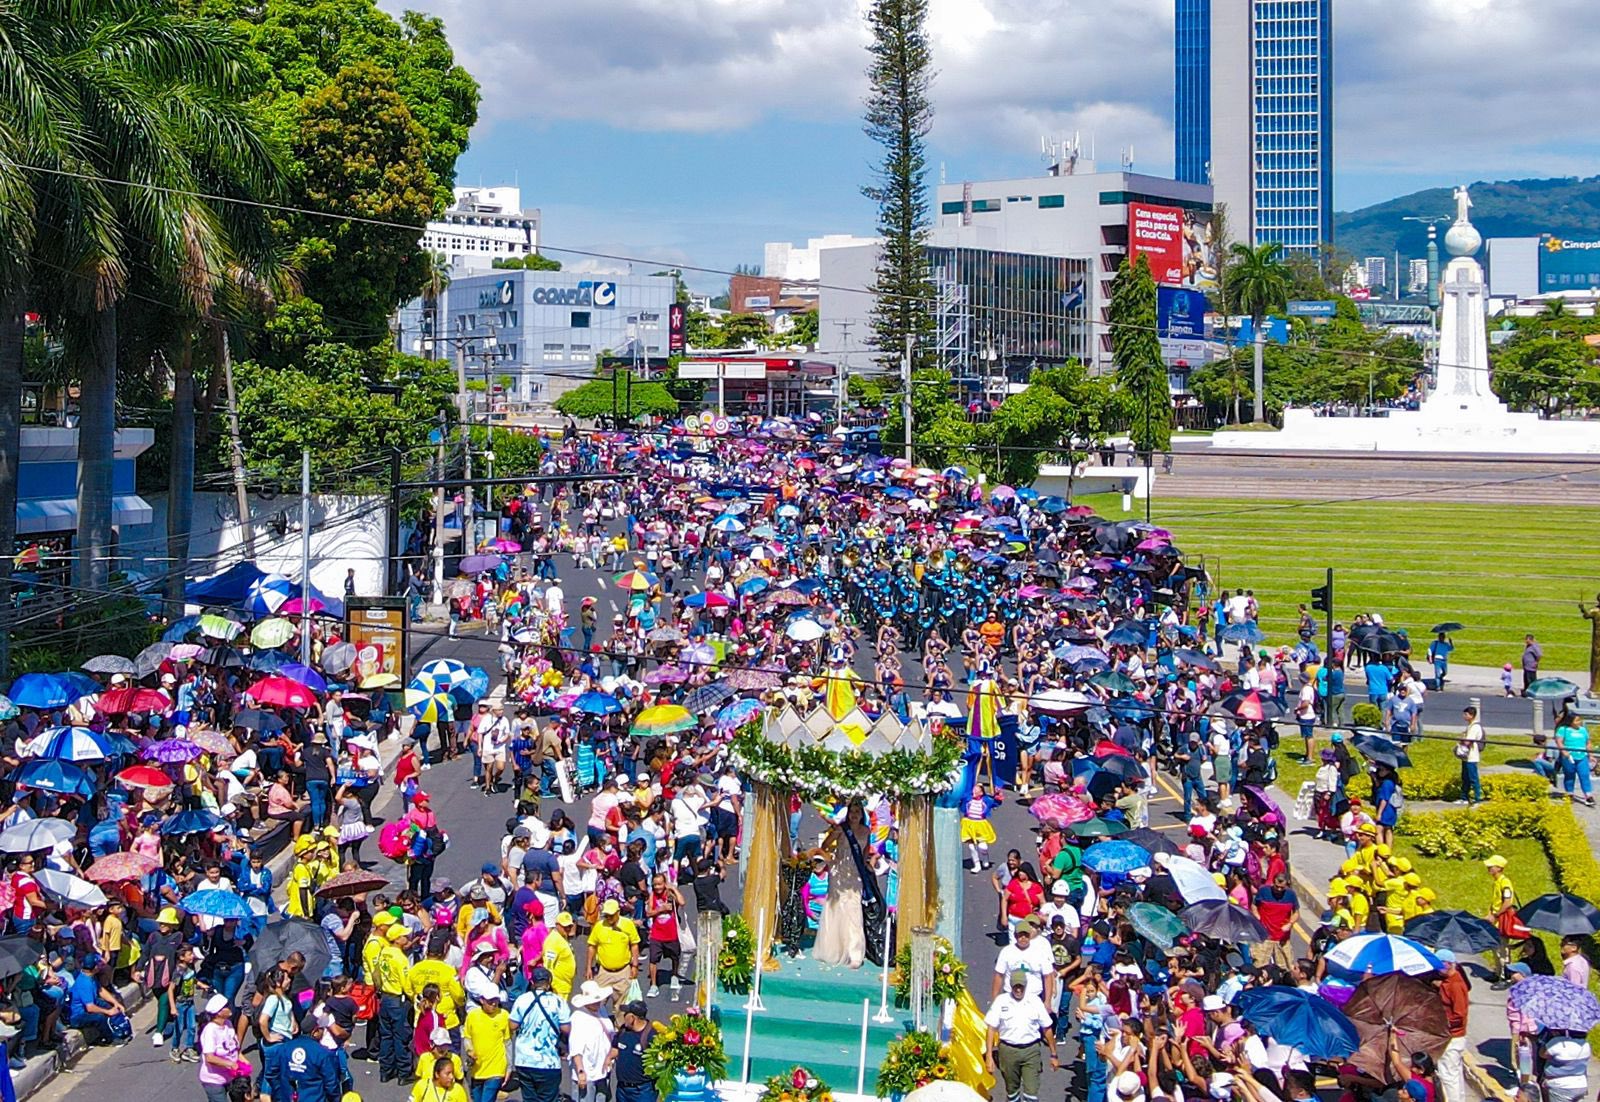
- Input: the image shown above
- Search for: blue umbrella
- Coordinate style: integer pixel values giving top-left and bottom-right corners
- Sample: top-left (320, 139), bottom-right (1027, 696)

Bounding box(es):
top-left (162, 809), bottom-right (226, 836)
top-left (6, 673), bottom-right (71, 710)
top-left (1232, 986), bottom-right (1360, 1060)
top-left (10, 759), bottom-right (94, 796)
top-left (27, 726), bottom-right (112, 762)
top-left (1082, 839), bottom-right (1152, 875)
top-left (1038, 496), bottom-right (1068, 514)
top-left (1055, 644), bottom-right (1110, 670)
top-left (55, 672), bottom-right (100, 699)
top-left (790, 578), bottom-right (825, 595)
top-left (244, 573), bottom-right (297, 616)
top-left (1104, 621), bottom-right (1147, 647)
top-left (249, 650), bottom-right (290, 673)
top-left (180, 888), bottom-right (253, 921)
top-left (463, 667), bottom-right (492, 701)
top-left (1220, 622), bottom-right (1267, 645)
top-left (573, 691), bottom-right (622, 716)
top-left (162, 615), bottom-right (204, 643)
top-left (0, 695), bottom-right (15, 721)
top-left (279, 663), bottom-right (328, 694)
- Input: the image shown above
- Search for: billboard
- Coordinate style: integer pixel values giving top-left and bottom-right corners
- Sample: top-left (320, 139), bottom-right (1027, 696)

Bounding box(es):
top-left (1158, 287), bottom-right (1209, 339)
top-left (1178, 208), bottom-right (1219, 291)
top-left (1129, 203), bottom-right (1185, 285)
top-left (1287, 300), bottom-right (1337, 317)
top-left (668, 303), bottom-right (686, 354)
top-left (1539, 235), bottom-right (1600, 293)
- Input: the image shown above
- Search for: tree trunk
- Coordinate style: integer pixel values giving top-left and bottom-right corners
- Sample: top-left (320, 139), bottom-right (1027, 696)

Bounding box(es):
top-left (0, 286), bottom-right (25, 677)
top-left (75, 304), bottom-right (117, 590)
top-left (166, 333), bottom-right (195, 606)
top-left (1252, 326), bottom-right (1265, 423)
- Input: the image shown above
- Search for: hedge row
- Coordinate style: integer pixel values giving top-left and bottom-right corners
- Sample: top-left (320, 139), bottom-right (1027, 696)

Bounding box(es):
top-left (1333, 768), bottom-right (1545, 806)
top-left (1398, 800), bottom-right (1600, 903)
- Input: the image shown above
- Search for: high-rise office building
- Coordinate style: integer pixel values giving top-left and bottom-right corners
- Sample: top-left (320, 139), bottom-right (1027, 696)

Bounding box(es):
top-left (1407, 258), bottom-right (1429, 293)
top-left (1175, 0), bottom-right (1333, 254)
top-left (1363, 256), bottom-right (1387, 293)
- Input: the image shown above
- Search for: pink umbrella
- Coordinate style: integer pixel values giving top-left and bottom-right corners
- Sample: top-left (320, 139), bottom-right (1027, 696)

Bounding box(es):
top-left (1017, 585), bottom-right (1053, 599)
top-left (1136, 537), bottom-right (1170, 551)
top-left (169, 644), bottom-right (206, 661)
top-left (278, 596), bottom-right (326, 615)
top-left (490, 539), bottom-right (522, 553)
top-left (247, 675), bottom-right (318, 709)
top-left (643, 665), bottom-right (688, 685)
top-left (1029, 793), bottom-right (1097, 827)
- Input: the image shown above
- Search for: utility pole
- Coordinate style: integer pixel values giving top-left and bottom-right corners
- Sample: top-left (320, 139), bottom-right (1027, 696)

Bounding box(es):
top-left (901, 333), bottom-right (914, 461)
top-left (218, 328), bottom-right (255, 559)
top-left (299, 447), bottom-right (312, 666)
top-left (1143, 388), bottom-right (1152, 524)
top-left (1312, 569), bottom-right (1335, 723)
top-left (431, 410), bottom-right (446, 606)
top-left (835, 319), bottom-right (855, 424)
top-left (456, 338), bottom-right (473, 553)
top-left (385, 446), bottom-right (402, 596)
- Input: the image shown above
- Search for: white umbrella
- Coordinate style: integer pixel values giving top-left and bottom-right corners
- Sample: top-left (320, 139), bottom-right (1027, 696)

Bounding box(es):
top-left (0, 818), bottom-right (74, 854)
top-left (905, 1084), bottom-right (986, 1102)
top-left (786, 619), bottom-right (827, 642)
top-left (1031, 688), bottom-right (1091, 714)
top-left (1159, 854), bottom-right (1228, 904)
top-left (36, 868), bottom-right (108, 908)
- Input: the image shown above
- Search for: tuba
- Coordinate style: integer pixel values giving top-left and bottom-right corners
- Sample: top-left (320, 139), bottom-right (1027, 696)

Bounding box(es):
top-left (841, 547), bottom-right (861, 570)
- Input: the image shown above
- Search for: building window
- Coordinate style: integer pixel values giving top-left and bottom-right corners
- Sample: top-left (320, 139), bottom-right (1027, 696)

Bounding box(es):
top-left (940, 201), bottom-right (965, 215)
top-left (1039, 195), bottom-right (1065, 209)
top-left (571, 311), bottom-right (591, 328)
top-left (970, 199), bottom-right (1000, 213)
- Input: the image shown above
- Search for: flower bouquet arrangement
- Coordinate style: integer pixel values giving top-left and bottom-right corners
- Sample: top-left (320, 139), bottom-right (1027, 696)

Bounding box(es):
top-left (762, 1065), bottom-right (834, 1102)
top-left (719, 912), bottom-right (755, 993)
top-left (890, 935), bottom-right (967, 1005)
top-left (643, 1006), bottom-right (729, 1097)
top-left (876, 1031), bottom-right (957, 1098)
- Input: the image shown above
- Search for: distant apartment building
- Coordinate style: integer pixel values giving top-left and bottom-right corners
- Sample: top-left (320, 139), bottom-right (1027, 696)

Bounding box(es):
top-left (421, 186), bottom-right (542, 273)
top-left (1363, 256), bottom-right (1387, 294)
top-left (1407, 258), bottom-right (1429, 294)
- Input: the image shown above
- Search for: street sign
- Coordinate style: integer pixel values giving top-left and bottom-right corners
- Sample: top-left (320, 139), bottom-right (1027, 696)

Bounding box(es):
top-left (1287, 300), bottom-right (1337, 317)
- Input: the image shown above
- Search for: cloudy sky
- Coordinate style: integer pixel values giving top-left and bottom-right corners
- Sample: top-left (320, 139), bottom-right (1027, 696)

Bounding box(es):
top-left (386, 0), bottom-right (1600, 289)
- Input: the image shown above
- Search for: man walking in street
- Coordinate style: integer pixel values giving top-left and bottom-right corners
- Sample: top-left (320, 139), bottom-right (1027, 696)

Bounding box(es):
top-left (1457, 707), bottom-right (1485, 806)
top-left (984, 970), bottom-right (1058, 1102)
top-left (1523, 634), bottom-right (1544, 695)
top-left (374, 924), bottom-right (413, 1083)
top-left (1436, 949), bottom-right (1470, 1102)
top-left (510, 966), bottom-right (570, 1102)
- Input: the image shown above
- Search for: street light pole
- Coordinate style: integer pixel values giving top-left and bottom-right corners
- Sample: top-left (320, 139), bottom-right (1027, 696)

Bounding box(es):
top-left (299, 447), bottom-right (312, 665)
top-left (901, 333), bottom-right (914, 461)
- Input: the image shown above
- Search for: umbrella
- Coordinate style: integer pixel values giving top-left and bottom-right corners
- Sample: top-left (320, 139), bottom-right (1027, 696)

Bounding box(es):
top-left (614, 570), bottom-right (655, 591)
top-left (1089, 670), bottom-right (1139, 694)
top-left (1118, 827), bottom-right (1183, 857)
top-left (681, 643), bottom-right (717, 666)
top-left (1240, 785), bottom-right (1287, 824)
top-left (10, 758), bottom-right (94, 796)
top-left (245, 573), bottom-right (297, 616)
top-left (683, 682), bottom-right (735, 713)
top-left (35, 869), bottom-right (106, 909)
top-left (161, 809), bottom-right (227, 836)
top-left (786, 619), bottom-right (827, 642)
top-left (646, 626), bottom-right (685, 643)
top-left (0, 818), bottom-right (74, 854)
top-left (249, 650), bottom-right (290, 673)
top-left (142, 738), bottom-right (204, 764)
top-left (765, 588), bottom-right (811, 608)
top-left (414, 659), bottom-right (472, 690)
top-left (1518, 892), bottom-right (1600, 936)
top-left (133, 642), bottom-right (175, 678)
top-left (1162, 855), bottom-right (1228, 904)
top-left (459, 554), bottom-right (501, 574)
top-left (358, 673), bottom-right (399, 690)
top-left (81, 655), bottom-right (136, 676)
top-left (710, 515), bottom-right (746, 533)
top-left (681, 591), bottom-right (732, 609)
top-left (1527, 678), bottom-right (1581, 701)
top-left (95, 687), bottom-right (171, 716)
top-left (1507, 975), bottom-right (1600, 1032)
top-left (279, 663), bottom-right (328, 694)
top-left (572, 692), bottom-right (623, 716)
top-left (0, 696), bottom-right (15, 721)
top-left (1221, 690), bottom-right (1284, 723)
top-left (1082, 840), bottom-right (1151, 875)
top-left (632, 704), bottom-right (697, 736)
top-left (250, 918), bottom-right (332, 985)
top-left (85, 852), bottom-right (162, 883)
top-left (1342, 973), bottom-right (1451, 1081)
top-left (1029, 793), bottom-right (1097, 827)
top-left (188, 730), bottom-right (237, 757)
top-left (116, 765), bottom-right (176, 789)
top-left (1179, 900), bottom-right (1270, 943)
top-left (25, 726), bottom-right (112, 762)
top-left (1031, 688), bottom-right (1092, 714)
top-left (715, 697), bottom-right (765, 731)
top-left (643, 665), bottom-right (687, 686)
top-left (161, 616), bottom-right (203, 643)
top-left (1069, 817), bottom-right (1126, 838)
top-left (1402, 911), bottom-right (1502, 955)
top-left (181, 888), bottom-right (254, 921)
top-left (250, 618), bottom-right (297, 650)
top-left (1092, 753), bottom-right (1145, 783)
top-left (248, 676), bottom-right (319, 709)
top-left (1174, 648), bottom-right (1221, 672)
top-left (314, 869), bottom-right (390, 899)
top-left (1324, 933), bottom-right (1442, 978)
top-left (1127, 902), bottom-right (1188, 949)
top-left (321, 642), bottom-right (357, 676)
top-left (0, 938), bottom-right (43, 980)
top-left (1104, 622), bottom-right (1147, 647)
top-left (405, 689), bottom-right (454, 724)
top-left (1219, 622), bottom-right (1267, 645)
top-left (1430, 622), bottom-right (1466, 634)
top-left (6, 673), bottom-right (72, 710)
top-left (1351, 733), bottom-right (1412, 769)
top-left (1232, 986), bottom-right (1360, 1060)
top-left (727, 667), bottom-right (784, 691)
top-left (278, 596), bottom-right (327, 616)
top-left (232, 708), bottom-right (285, 733)
top-left (198, 613), bottom-right (244, 641)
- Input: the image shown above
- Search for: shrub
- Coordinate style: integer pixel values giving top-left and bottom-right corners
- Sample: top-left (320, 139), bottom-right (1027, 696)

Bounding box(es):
top-left (877, 1031), bottom-right (958, 1098)
top-left (719, 913), bottom-right (754, 994)
top-left (1350, 703), bottom-right (1383, 728)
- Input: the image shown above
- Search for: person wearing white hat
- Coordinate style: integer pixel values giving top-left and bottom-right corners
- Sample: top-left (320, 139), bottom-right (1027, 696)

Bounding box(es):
top-left (567, 982), bottom-right (615, 1102)
top-left (197, 995), bottom-right (241, 1102)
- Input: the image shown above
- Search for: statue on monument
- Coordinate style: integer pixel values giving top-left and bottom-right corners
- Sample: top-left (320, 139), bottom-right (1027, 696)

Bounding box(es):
top-left (1580, 593), bottom-right (1600, 694)
top-left (1453, 183), bottom-right (1472, 225)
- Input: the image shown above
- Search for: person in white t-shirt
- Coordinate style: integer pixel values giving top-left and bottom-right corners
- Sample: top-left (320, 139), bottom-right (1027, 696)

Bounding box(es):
top-left (1037, 880), bottom-right (1080, 937)
top-left (479, 703), bottom-right (512, 795)
top-left (991, 922), bottom-right (1056, 1004)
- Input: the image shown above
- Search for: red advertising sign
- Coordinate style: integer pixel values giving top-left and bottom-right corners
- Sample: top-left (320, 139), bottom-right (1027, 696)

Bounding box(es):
top-left (668, 303), bottom-right (686, 354)
top-left (1128, 203), bottom-right (1185, 285)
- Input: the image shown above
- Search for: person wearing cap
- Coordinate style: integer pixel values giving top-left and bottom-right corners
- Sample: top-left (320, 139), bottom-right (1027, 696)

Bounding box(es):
top-left (610, 1001), bottom-right (655, 1102)
top-left (285, 837), bottom-right (318, 919)
top-left (587, 898), bottom-right (640, 1011)
top-left (983, 969), bottom-right (1058, 1102)
top-left (375, 924), bottom-right (415, 1082)
top-left (542, 912), bottom-right (578, 997)
top-left (509, 967), bottom-right (570, 1102)
top-left (1433, 948), bottom-right (1470, 1102)
top-left (274, 1011), bottom-right (341, 1102)
top-left (143, 904), bottom-right (186, 1047)
top-left (408, 936), bottom-right (468, 1039)
top-left (1485, 854), bottom-right (1520, 985)
top-left (413, 1052), bottom-right (471, 1102)
top-left (198, 995), bottom-right (241, 1102)
top-left (415, 1023), bottom-right (466, 1088)
top-left (480, 702), bottom-right (513, 797)
top-left (462, 988), bottom-right (512, 1102)
top-left (992, 920), bottom-right (1054, 1004)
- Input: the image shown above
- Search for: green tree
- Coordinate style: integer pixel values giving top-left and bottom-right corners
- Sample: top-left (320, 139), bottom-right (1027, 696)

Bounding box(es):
top-left (861, 0), bottom-right (936, 375)
top-left (684, 309), bottom-right (718, 349)
top-left (983, 383), bottom-right (1073, 485)
top-left (847, 373), bottom-right (888, 410)
top-left (785, 309), bottom-right (820, 346)
top-left (1031, 361), bottom-right (1121, 489)
top-left (1227, 242), bottom-right (1291, 421)
top-left (492, 253), bottom-right (562, 271)
top-left (553, 371), bottom-right (678, 421)
top-left (420, 249), bottom-right (450, 358)
top-left (715, 313), bottom-right (769, 349)
top-left (1492, 334), bottom-right (1600, 415)
top-left (1109, 256), bottom-right (1171, 454)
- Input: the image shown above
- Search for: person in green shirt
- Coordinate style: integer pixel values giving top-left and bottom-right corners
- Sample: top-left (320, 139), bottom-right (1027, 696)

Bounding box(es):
top-left (1557, 718), bottom-right (1594, 807)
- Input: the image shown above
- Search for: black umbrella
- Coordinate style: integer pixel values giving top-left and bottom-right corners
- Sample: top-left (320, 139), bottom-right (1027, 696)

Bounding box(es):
top-left (1104, 621), bottom-right (1146, 647)
top-left (682, 681), bottom-right (735, 714)
top-left (82, 654), bottom-right (136, 676)
top-left (1093, 752), bottom-right (1145, 782)
top-left (0, 937), bottom-right (44, 979)
top-left (133, 642), bottom-right (173, 679)
top-left (1179, 900), bottom-right (1270, 944)
top-left (1174, 648), bottom-right (1221, 672)
top-left (1519, 893), bottom-right (1600, 936)
top-left (1403, 910), bottom-right (1502, 954)
top-left (201, 646), bottom-right (245, 668)
top-left (250, 918), bottom-right (332, 985)
top-left (232, 708), bottom-right (285, 733)
top-left (1430, 622), bottom-right (1466, 634)
top-left (1352, 733), bottom-right (1411, 769)
top-left (1220, 690), bottom-right (1285, 722)
top-left (1118, 827), bottom-right (1183, 857)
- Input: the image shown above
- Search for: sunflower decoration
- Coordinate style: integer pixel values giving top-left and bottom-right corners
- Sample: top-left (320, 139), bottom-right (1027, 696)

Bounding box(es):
top-left (643, 1006), bottom-right (728, 1096)
top-left (891, 936), bottom-right (967, 1005)
top-left (762, 1065), bottom-right (834, 1102)
top-left (719, 913), bottom-right (755, 993)
top-left (876, 1031), bottom-right (959, 1098)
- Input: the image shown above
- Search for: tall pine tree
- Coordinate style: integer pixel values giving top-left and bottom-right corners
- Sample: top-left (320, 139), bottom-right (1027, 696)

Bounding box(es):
top-left (862, 0), bottom-right (936, 375)
top-left (1109, 255), bottom-right (1173, 454)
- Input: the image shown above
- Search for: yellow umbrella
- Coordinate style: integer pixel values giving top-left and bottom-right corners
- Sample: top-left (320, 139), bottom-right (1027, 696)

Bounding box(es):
top-left (250, 618), bottom-right (297, 650)
top-left (404, 688), bottom-right (453, 723)
top-left (631, 703), bottom-right (696, 736)
top-left (359, 673), bottom-right (399, 690)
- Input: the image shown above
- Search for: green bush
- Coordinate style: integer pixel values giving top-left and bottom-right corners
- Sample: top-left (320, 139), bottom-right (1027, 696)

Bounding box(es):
top-left (1334, 764), bottom-right (1543, 806)
top-left (1350, 703), bottom-right (1383, 728)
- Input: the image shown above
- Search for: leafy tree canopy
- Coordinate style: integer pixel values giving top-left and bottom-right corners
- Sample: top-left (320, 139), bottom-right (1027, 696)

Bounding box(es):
top-left (493, 254), bottom-right (563, 271)
top-left (553, 371), bottom-right (679, 420)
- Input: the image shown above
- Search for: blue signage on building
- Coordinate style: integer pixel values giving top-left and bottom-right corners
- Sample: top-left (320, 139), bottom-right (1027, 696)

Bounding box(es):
top-left (1287, 300), bottom-right (1337, 317)
top-left (1158, 286), bottom-right (1209, 339)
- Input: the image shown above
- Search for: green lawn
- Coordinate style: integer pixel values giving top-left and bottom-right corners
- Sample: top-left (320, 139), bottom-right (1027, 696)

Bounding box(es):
top-left (1395, 833), bottom-right (1556, 967)
top-left (1073, 494), bottom-right (1596, 670)
top-left (1272, 728), bottom-right (1534, 795)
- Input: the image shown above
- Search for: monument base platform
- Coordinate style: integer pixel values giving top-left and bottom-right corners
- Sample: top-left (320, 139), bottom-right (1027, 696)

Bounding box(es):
top-left (1211, 406), bottom-right (1600, 454)
top-left (712, 953), bottom-right (907, 1093)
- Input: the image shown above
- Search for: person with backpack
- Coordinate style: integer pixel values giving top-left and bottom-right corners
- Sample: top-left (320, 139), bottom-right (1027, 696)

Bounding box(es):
top-left (405, 793), bottom-right (446, 898)
top-left (510, 966), bottom-right (570, 1102)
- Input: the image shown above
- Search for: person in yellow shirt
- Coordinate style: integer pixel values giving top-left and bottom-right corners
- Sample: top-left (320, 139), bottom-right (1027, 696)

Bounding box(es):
top-left (586, 899), bottom-right (639, 1010)
top-left (1486, 854), bottom-right (1519, 983)
top-left (407, 943), bottom-right (467, 1032)
top-left (376, 925), bottom-right (414, 1083)
top-left (461, 990), bottom-right (512, 1098)
top-left (411, 1053), bottom-right (470, 1102)
top-left (285, 839), bottom-right (317, 918)
top-left (414, 1026), bottom-right (465, 1086)
top-left (1327, 879), bottom-right (1357, 933)
top-left (313, 831), bottom-right (340, 884)
top-left (1411, 886), bottom-right (1438, 919)
top-left (364, 912), bottom-right (396, 984)
top-left (541, 913), bottom-right (578, 997)
top-left (1377, 877), bottom-right (1409, 934)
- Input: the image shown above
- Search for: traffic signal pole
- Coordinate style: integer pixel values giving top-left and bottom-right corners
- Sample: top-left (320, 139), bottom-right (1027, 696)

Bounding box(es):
top-left (1312, 567), bottom-right (1335, 723)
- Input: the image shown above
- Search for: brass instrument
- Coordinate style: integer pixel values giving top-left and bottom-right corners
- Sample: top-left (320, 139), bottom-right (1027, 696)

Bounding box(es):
top-left (841, 547), bottom-right (861, 569)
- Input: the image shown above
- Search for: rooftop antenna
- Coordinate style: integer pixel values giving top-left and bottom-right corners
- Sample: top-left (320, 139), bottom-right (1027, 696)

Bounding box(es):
top-left (1041, 135), bottom-right (1060, 176)
top-left (940, 161), bottom-right (947, 185)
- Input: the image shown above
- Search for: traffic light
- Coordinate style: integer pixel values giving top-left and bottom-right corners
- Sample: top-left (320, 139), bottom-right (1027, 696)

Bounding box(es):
top-left (1310, 570), bottom-right (1333, 614)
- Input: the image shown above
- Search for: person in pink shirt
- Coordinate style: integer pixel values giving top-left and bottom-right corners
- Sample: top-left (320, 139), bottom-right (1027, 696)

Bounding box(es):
top-left (1561, 936), bottom-right (1591, 988)
top-left (520, 900), bottom-right (550, 980)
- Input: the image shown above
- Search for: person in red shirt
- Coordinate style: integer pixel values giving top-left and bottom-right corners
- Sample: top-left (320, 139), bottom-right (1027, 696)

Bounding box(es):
top-left (10, 853), bottom-right (46, 934)
top-left (1252, 872), bottom-right (1299, 969)
top-left (1003, 863), bottom-right (1045, 941)
top-left (393, 740), bottom-right (423, 809)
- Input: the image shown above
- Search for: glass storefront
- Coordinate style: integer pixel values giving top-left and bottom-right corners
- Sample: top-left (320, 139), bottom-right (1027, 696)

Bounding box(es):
top-left (929, 247), bottom-right (1092, 383)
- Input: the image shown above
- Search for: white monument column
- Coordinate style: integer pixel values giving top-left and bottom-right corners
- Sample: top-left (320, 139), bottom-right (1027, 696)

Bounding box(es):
top-left (1425, 184), bottom-right (1507, 416)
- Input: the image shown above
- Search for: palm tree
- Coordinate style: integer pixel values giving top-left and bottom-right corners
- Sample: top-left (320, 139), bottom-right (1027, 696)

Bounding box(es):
top-left (1228, 241), bottom-right (1291, 422)
top-left (421, 249), bottom-right (451, 358)
top-left (24, 0), bottom-right (280, 589)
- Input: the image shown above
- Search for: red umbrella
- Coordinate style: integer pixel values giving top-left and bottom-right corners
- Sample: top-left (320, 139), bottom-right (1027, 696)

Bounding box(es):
top-left (96, 687), bottom-right (171, 715)
top-left (248, 675), bottom-right (318, 709)
top-left (116, 764), bottom-right (175, 789)
top-left (85, 852), bottom-right (161, 883)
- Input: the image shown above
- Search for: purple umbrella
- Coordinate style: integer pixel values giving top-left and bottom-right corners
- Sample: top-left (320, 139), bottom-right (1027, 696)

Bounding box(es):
top-left (141, 739), bottom-right (204, 764)
top-left (726, 667), bottom-right (784, 691)
top-left (1507, 975), bottom-right (1600, 1032)
top-left (1064, 576), bottom-right (1098, 591)
top-left (643, 665), bottom-right (688, 685)
top-left (459, 555), bottom-right (501, 574)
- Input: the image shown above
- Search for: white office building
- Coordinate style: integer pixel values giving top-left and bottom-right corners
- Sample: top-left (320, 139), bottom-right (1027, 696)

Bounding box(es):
top-left (764, 235), bottom-right (880, 282)
top-left (421, 186), bottom-right (542, 272)
top-left (1363, 256), bottom-right (1387, 294)
top-left (1407, 258), bottom-right (1429, 294)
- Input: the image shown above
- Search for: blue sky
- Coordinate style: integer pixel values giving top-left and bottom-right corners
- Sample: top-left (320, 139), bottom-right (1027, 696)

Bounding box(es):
top-left (392, 0), bottom-right (1600, 293)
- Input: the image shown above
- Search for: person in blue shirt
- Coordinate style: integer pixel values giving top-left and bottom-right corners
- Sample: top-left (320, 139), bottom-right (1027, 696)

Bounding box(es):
top-left (275, 1016), bottom-right (341, 1102)
top-left (509, 967), bottom-right (570, 1102)
top-left (1326, 656), bottom-right (1347, 725)
top-left (1365, 660), bottom-right (1393, 706)
top-left (67, 955), bottom-right (127, 1045)
top-left (1428, 633), bottom-right (1454, 690)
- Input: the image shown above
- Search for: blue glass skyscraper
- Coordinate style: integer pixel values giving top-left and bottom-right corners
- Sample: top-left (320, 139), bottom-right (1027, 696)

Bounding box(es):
top-left (1175, 0), bottom-right (1333, 254)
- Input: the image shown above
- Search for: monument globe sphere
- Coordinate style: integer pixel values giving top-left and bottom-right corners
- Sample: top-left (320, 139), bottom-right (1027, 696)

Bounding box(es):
top-left (1444, 220), bottom-right (1481, 258)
